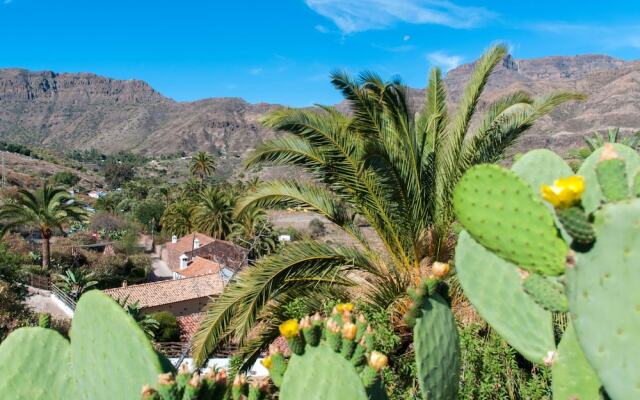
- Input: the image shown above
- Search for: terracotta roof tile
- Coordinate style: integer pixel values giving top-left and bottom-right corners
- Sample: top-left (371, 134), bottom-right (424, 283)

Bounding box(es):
top-left (177, 312), bottom-right (205, 342)
top-left (179, 257), bottom-right (222, 278)
top-left (103, 274), bottom-right (224, 308)
top-left (165, 232), bottom-right (216, 256)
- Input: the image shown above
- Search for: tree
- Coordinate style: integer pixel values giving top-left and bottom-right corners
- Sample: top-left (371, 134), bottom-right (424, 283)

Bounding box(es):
top-left (149, 311), bottom-right (180, 342)
top-left (229, 206), bottom-right (279, 260)
top-left (191, 186), bottom-right (234, 240)
top-left (0, 183), bottom-right (87, 268)
top-left (190, 152), bottom-right (216, 185)
top-left (133, 199), bottom-right (165, 233)
top-left (50, 171), bottom-right (80, 187)
top-left (160, 200), bottom-right (195, 237)
top-left (57, 269), bottom-right (98, 299)
top-left (103, 161), bottom-right (135, 188)
top-left (192, 45), bottom-right (584, 366)
top-left (116, 296), bottom-right (159, 339)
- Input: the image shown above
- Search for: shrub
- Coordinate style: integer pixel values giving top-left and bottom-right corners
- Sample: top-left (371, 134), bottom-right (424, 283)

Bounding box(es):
top-left (133, 199), bottom-right (165, 232)
top-left (149, 311), bottom-right (180, 342)
top-left (308, 218), bottom-right (326, 238)
top-left (89, 212), bottom-right (126, 234)
top-left (50, 171), bottom-right (80, 187)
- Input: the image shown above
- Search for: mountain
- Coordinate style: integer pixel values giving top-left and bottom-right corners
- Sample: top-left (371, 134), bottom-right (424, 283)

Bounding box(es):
top-left (1, 54), bottom-right (640, 170)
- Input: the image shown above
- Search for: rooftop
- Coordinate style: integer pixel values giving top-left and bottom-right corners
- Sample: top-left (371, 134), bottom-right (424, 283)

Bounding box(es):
top-left (165, 232), bottom-right (216, 256)
top-left (103, 274), bottom-right (224, 308)
top-left (177, 312), bottom-right (205, 342)
top-left (180, 256), bottom-right (222, 278)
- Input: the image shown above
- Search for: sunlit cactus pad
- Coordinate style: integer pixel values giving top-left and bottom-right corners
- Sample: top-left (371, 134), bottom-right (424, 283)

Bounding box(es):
top-left (453, 164), bottom-right (567, 276)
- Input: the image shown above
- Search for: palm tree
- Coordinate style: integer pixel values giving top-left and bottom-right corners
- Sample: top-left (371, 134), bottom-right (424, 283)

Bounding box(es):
top-left (190, 152), bottom-right (216, 185)
top-left (116, 296), bottom-right (159, 339)
top-left (192, 44), bottom-right (584, 366)
top-left (229, 206), bottom-right (279, 260)
top-left (160, 199), bottom-right (195, 237)
top-left (0, 183), bottom-right (87, 268)
top-left (191, 186), bottom-right (234, 240)
top-left (57, 269), bottom-right (98, 299)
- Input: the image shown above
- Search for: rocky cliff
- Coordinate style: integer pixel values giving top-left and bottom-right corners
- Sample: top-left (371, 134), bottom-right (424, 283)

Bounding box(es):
top-left (1, 54), bottom-right (639, 167)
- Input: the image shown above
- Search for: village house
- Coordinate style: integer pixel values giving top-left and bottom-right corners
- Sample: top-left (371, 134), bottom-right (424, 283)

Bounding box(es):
top-left (103, 274), bottom-right (225, 317)
top-left (162, 232), bottom-right (246, 278)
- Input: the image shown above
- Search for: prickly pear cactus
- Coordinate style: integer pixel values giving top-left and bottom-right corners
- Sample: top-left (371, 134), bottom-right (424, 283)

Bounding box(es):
top-left (72, 290), bottom-right (171, 400)
top-left (511, 149), bottom-right (574, 190)
top-left (0, 327), bottom-right (73, 399)
top-left (521, 274), bottom-right (568, 313)
top-left (577, 143), bottom-right (640, 213)
top-left (266, 306), bottom-right (388, 400)
top-left (453, 164), bottom-right (567, 276)
top-left (595, 157), bottom-right (629, 202)
top-left (455, 232), bottom-right (556, 364)
top-left (413, 293), bottom-right (460, 400)
top-left (552, 322), bottom-right (602, 400)
top-left (566, 200), bottom-right (640, 399)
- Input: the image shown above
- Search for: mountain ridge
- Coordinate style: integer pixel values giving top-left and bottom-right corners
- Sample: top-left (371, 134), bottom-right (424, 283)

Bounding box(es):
top-left (1, 53), bottom-right (639, 172)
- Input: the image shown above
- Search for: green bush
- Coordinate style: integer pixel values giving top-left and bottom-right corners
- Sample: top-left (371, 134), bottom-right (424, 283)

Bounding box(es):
top-left (149, 311), bottom-right (180, 342)
top-left (458, 324), bottom-right (551, 400)
top-left (50, 171), bottom-right (80, 187)
top-left (133, 199), bottom-right (165, 232)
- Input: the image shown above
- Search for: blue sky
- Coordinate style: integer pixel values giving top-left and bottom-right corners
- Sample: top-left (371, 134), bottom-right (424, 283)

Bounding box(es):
top-left (2, 1), bottom-right (640, 106)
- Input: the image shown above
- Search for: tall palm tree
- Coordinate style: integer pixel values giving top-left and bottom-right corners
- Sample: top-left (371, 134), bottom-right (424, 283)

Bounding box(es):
top-left (190, 152), bottom-right (216, 185)
top-left (192, 45), bottom-right (584, 366)
top-left (0, 183), bottom-right (87, 268)
top-left (229, 206), bottom-right (278, 260)
top-left (191, 186), bottom-right (234, 239)
top-left (160, 199), bottom-right (195, 237)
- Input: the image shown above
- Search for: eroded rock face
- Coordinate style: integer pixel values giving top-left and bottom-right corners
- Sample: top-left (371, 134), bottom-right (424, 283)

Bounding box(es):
top-left (0, 54), bottom-right (639, 170)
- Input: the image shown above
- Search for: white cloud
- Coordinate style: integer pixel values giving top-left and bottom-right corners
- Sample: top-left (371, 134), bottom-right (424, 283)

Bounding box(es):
top-left (403, 35), bottom-right (411, 41)
top-left (526, 21), bottom-right (640, 51)
top-left (305, 0), bottom-right (494, 34)
top-left (427, 51), bottom-right (463, 72)
top-left (3, 0), bottom-right (13, 4)
top-left (315, 24), bottom-right (329, 33)
top-left (248, 68), bottom-right (264, 75)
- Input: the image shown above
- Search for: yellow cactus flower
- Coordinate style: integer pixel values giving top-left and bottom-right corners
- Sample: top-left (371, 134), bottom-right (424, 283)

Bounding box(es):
top-left (260, 356), bottom-right (272, 369)
top-left (279, 319), bottom-right (300, 339)
top-left (368, 351), bottom-right (389, 371)
top-left (431, 262), bottom-right (450, 278)
top-left (540, 175), bottom-right (585, 208)
top-left (335, 303), bottom-right (354, 313)
top-left (342, 322), bottom-right (357, 340)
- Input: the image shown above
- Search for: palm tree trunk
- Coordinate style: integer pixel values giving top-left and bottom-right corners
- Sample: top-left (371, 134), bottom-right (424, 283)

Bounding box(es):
top-left (42, 236), bottom-right (51, 269)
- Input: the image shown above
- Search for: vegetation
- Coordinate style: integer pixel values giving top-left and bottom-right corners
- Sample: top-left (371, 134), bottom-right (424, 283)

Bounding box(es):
top-left (0, 183), bottom-right (87, 268)
top-left (190, 151), bottom-right (217, 185)
top-left (148, 311), bottom-right (180, 342)
top-left (57, 269), bottom-right (99, 299)
top-left (192, 44), bottom-right (583, 365)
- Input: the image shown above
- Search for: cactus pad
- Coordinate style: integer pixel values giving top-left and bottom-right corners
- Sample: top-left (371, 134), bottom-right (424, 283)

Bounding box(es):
top-left (567, 200), bottom-right (640, 399)
top-left (522, 274), bottom-right (569, 313)
top-left (633, 169), bottom-right (640, 197)
top-left (0, 327), bottom-right (73, 399)
top-left (552, 321), bottom-right (602, 400)
top-left (596, 158), bottom-right (629, 202)
top-left (413, 293), bottom-right (460, 400)
top-left (511, 149), bottom-right (574, 190)
top-left (455, 232), bottom-right (556, 363)
top-left (279, 343), bottom-right (368, 400)
top-left (556, 206), bottom-right (595, 245)
top-left (577, 143), bottom-right (640, 213)
top-left (453, 164), bottom-right (567, 276)
top-left (71, 290), bottom-right (169, 400)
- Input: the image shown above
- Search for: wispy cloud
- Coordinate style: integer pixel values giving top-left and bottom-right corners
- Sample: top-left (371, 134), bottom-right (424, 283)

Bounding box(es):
top-left (315, 24), bottom-right (329, 33)
top-left (305, 0), bottom-right (495, 34)
top-left (248, 67), bottom-right (264, 75)
top-left (3, 0), bottom-right (13, 5)
top-left (372, 43), bottom-right (416, 53)
top-left (427, 51), bottom-right (463, 71)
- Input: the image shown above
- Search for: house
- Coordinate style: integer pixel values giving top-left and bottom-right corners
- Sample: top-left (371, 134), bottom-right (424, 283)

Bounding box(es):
top-left (103, 274), bottom-right (224, 317)
top-left (173, 256), bottom-right (229, 280)
top-left (88, 190), bottom-right (107, 199)
top-left (162, 232), bottom-right (246, 276)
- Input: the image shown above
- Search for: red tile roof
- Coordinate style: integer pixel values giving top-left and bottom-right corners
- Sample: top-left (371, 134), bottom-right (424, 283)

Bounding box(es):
top-left (179, 257), bottom-right (222, 278)
top-left (103, 274), bottom-right (224, 308)
top-left (165, 232), bottom-right (216, 256)
top-left (177, 312), bottom-right (205, 342)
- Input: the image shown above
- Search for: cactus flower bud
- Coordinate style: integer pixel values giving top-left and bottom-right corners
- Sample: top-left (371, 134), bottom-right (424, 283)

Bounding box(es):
top-left (215, 369), bottom-right (228, 384)
top-left (431, 262), bottom-right (450, 278)
top-left (299, 316), bottom-right (311, 329)
top-left (342, 322), bottom-right (357, 340)
top-left (141, 385), bottom-right (157, 399)
top-left (368, 351), bottom-right (388, 370)
top-left (279, 319), bottom-right (300, 338)
top-left (178, 363), bottom-right (191, 375)
top-left (599, 143), bottom-right (620, 161)
top-left (233, 373), bottom-right (247, 387)
top-left (188, 372), bottom-right (201, 388)
top-left (261, 355), bottom-right (272, 369)
top-left (327, 318), bottom-right (341, 333)
top-left (541, 175), bottom-right (585, 209)
top-left (158, 372), bottom-right (175, 385)
top-left (312, 312), bottom-right (323, 322)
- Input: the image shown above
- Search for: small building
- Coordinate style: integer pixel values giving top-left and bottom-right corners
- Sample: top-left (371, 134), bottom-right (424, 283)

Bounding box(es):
top-left (162, 232), bottom-right (246, 275)
top-left (103, 274), bottom-right (224, 317)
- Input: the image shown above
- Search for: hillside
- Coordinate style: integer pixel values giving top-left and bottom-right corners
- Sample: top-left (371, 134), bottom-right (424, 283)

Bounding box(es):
top-left (1, 54), bottom-right (640, 167)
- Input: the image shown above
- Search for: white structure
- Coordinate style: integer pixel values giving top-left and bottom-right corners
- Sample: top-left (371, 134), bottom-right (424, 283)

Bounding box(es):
top-left (278, 235), bottom-right (291, 242)
top-left (194, 238), bottom-right (200, 249)
top-left (172, 235), bottom-right (178, 244)
top-left (179, 254), bottom-right (189, 269)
